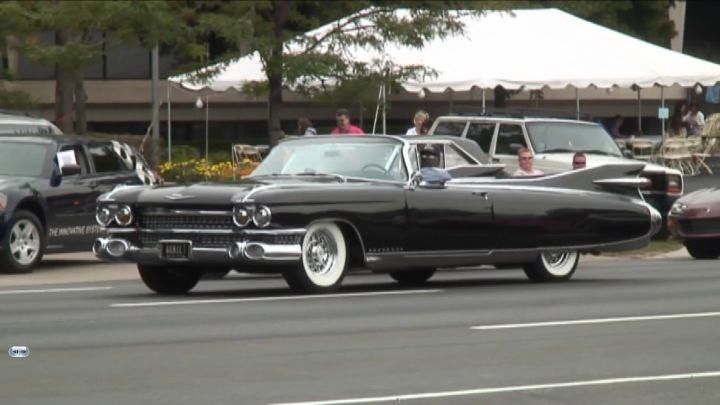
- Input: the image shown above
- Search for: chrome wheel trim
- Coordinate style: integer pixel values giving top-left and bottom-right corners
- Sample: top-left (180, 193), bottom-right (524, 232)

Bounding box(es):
top-left (304, 229), bottom-right (338, 276)
top-left (9, 219), bottom-right (41, 266)
top-left (540, 250), bottom-right (578, 277)
top-left (301, 223), bottom-right (347, 288)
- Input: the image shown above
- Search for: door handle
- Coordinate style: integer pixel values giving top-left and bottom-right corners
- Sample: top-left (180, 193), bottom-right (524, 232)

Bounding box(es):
top-left (472, 191), bottom-right (489, 200)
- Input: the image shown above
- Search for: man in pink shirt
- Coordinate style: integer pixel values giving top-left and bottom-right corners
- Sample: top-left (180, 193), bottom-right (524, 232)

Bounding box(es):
top-left (331, 108), bottom-right (364, 135)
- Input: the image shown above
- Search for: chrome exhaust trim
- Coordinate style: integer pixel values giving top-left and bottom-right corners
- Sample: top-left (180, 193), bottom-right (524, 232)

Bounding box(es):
top-left (244, 242), bottom-right (301, 261)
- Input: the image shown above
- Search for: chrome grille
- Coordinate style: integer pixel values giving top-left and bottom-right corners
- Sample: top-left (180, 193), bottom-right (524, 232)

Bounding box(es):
top-left (141, 233), bottom-right (237, 248)
top-left (139, 213), bottom-right (234, 230)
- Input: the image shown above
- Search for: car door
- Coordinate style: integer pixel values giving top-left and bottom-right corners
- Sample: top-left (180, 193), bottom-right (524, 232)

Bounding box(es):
top-left (491, 123), bottom-right (528, 171)
top-left (44, 142), bottom-right (96, 251)
top-left (404, 143), bottom-right (495, 252)
top-left (86, 141), bottom-right (142, 196)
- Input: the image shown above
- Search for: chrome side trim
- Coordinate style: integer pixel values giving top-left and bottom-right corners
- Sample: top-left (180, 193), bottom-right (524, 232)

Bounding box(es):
top-left (141, 229), bottom-right (236, 235)
top-left (594, 178), bottom-right (651, 188)
top-left (104, 228), bottom-right (137, 233)
top-left (243, 228), bottom-right (306, 235)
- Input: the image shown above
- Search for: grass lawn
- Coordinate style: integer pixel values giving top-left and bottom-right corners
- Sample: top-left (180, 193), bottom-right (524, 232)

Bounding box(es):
top-left (601, 239), bottom-right (683, 257)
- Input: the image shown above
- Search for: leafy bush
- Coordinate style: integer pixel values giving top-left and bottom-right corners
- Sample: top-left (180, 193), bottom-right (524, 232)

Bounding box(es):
top-left (158, 158), bottom-right (259, 184)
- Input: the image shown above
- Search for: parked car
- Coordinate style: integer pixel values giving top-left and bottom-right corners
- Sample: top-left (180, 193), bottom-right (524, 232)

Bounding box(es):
top-left (0, 112), bottom-right (63, 135)
top-left (94, 135), bottom-right (661, 294)
top-left (668, 187), bottom-right (720, 259)
top-left (0, 135), bottom-right (159, 272)
top-left (428, 114), bottom-right (683, 237)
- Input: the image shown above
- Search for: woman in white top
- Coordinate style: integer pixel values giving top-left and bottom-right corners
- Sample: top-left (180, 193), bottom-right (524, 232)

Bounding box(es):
top-left (406, 110), bottom-right (430, 135)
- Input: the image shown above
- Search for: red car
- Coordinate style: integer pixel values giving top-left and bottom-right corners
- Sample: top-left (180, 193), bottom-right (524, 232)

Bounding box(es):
top-left (668, 187), bottom-right (720, 259)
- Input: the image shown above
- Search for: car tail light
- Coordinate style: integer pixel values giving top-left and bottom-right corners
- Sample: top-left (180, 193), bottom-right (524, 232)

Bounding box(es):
top-left (666, 175), bottom-right (683, 194)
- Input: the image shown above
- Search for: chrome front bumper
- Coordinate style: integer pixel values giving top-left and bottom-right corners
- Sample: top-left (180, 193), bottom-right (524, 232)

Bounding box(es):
top-left (93, 237), bottom-right (302, 265)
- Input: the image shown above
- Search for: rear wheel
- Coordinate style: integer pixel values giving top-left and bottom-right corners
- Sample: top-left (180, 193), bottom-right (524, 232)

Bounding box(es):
top-left (283, 222), bottom-right (348, 293)
top-left (523, 250), bottom-right (579, 282)
top-left (389, 268), bottom-right (436, 285)
top-left (0, 210), bottom-right (45, 273)
top-left (685, 239), bottom-right (720, 260)
top-left (138, 264), bottom-right (202, 294)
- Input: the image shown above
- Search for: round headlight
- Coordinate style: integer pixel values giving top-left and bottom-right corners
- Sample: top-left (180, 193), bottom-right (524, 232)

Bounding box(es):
top-left (670, 202), bottom-right (688, 215)
top-left (96, 207), bottom-right (113, 226)
top-left (114, 205), bottom-right (134, 226)
top-left (252, 205), bottom-right (272, 228)
top-left (233, 207), bottom-right (250, 227)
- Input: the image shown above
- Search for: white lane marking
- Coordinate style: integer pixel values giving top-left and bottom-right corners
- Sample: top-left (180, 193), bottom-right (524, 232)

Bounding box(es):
top-left (470, 311), bottom-right (720, 330)
top-left (271, 371), bottom-right (720, 405)
top-left (0, 286), bottom-right (113, 295)
top-left (111, 289), bottom-right (442, 308)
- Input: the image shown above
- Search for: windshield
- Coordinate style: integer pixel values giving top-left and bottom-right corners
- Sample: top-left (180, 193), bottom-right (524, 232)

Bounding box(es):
top-left (526, 122), bottom-right (622, 157)
top-left (251, 138), bottom-right (407, 182)
top-left (0, 143), bottom-right (49, 177)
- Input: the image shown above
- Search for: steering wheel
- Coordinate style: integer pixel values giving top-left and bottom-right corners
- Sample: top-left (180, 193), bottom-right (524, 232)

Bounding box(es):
top-left (361, 163), bottom-right (388, 174)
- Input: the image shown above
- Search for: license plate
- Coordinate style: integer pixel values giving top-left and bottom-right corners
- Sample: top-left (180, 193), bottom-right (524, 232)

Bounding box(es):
top-left (160, 241), bottom-right (191, 260)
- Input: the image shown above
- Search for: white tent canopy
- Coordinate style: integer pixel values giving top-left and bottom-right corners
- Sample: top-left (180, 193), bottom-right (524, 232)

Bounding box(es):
top-left (169, 8), bottom-right (720, 94)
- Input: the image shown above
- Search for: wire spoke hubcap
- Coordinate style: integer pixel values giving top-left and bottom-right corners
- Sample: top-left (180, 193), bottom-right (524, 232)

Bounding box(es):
top-left (304, 230), bottom-right (337, 276)
top-left (9, 220), bottom-right (40, 265)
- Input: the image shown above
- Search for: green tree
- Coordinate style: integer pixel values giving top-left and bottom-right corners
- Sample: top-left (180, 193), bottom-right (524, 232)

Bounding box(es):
top-left (0, 0), bottom-right (199, 134)
top-left (188, 1), bottom-right (515, 145)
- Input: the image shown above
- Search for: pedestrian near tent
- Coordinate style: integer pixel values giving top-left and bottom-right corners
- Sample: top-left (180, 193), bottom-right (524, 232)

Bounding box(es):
top-left (683, 103), bottom-right (705, 136)
top-left (406, 110), bottom-right (430, 135)
top-left (513, 147), bottom-right (544, 177)
top-left (331, 108), bottom-right (364, 135)
top-left (297, 117), bottom-right (317, 136)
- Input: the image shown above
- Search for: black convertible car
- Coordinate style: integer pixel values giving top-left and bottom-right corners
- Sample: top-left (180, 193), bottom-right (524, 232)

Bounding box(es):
top-left (0, 135), bottom-right (159, 272)
top-left (95, 135), bottom-right (662, 293)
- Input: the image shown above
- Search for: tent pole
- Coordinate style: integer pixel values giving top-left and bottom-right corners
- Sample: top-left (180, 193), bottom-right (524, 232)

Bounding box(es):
top-left (637, 87), bottom-right (642, 134)
top-left (575, 88), bottom-right (580, 120)
top-left (660, 86), bottom-right (666, 139)
top-left (372, 84), bottom-right (382, 134)
top-left (482, 89), bottom-right (486, 114)
top-left (167, 83), bottom-right (172, 163)
top-left (382, 84), bottom-right (387, 135)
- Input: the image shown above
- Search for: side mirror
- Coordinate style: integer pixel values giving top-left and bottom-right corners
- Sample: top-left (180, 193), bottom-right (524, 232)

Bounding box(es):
top-left (416, 167), bottom-right (452, 189)
top-left (622, 149), bottom-right (634, 159)
top-left (61, 164), bottom-right (82, 176)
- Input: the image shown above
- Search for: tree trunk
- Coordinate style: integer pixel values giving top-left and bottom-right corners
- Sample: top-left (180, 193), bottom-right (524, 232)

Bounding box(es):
top-left (267, 1), bottom-right (288, 147)
top-left (73, 71), bottom-right (88, 134)
top-left (54, 31), bottom-right (74, 134)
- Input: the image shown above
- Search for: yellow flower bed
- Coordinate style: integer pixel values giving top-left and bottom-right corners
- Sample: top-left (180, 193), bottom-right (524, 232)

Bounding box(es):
top-left (159, 159), bottom-right (259, 183)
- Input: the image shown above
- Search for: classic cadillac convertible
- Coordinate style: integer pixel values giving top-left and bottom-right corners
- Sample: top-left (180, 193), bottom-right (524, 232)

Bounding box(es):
top-left (94, 136), bottom-right (662, 294)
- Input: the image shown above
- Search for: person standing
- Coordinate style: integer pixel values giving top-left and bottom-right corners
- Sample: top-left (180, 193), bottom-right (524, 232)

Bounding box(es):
top-left (406, 110), bottom-right (430, 135)
top-left (683, 103), bottom-right (705, 136)
top-left (513, 147), bottom-right (544, 177)
top-left (331, 108), bottom-right (364, 135)
top-left (297, 117), bottom-right (317, 136)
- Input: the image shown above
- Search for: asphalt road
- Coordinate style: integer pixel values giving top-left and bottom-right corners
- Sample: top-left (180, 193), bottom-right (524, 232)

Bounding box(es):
top-left (2, 254), bottom-right (720, 405)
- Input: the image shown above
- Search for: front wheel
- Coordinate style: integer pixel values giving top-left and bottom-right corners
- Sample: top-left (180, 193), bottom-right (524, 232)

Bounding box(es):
top-left (283, 222), bottom-right (348, 293)
top-left (523, 250), bottom-right (579, 282)
top-left (138, 264), bottom-right (202, 294)
top-left (0, 210), bottom-right (45, 273)
top-left (389, 268), bottom-right (436, 285)
top-left (685, 239), bottom-right (720, 260)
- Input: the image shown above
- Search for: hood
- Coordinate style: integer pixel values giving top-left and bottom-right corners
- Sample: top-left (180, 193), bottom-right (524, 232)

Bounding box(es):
top-left (677, 187), bottom-right (720, 215)
top-left (118, 176), bottom-right (355, 206)
top-left (536, 153), bottom-right (679, 174)
top-left (0, 175), bottom-right (35, 191)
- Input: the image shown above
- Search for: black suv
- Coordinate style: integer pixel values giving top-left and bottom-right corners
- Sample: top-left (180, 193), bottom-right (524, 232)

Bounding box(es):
top-left (0, 135), bottom-right (158, 272)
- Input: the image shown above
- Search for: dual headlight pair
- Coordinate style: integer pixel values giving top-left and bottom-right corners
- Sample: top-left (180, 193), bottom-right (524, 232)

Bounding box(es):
top-left (234, 205), bottom-right (271, 228)
top-left (96, 205), bottom-right (133, 227)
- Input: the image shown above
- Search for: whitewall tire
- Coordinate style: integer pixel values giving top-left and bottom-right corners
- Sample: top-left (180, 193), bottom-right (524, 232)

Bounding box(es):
top-left (523, 250), bottom-right (579, 282)
top-left (283, 222), bottom-right (348, 293)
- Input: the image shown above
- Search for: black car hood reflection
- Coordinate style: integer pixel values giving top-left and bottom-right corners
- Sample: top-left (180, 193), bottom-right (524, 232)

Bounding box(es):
top-left (134, 175), bottom-right (358, 205)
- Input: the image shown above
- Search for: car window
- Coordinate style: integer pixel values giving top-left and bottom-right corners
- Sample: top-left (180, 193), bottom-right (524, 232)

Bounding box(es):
top-left (0, 143), bottom-right (49, 177)
top-left (443, 144), bottom-right (473, 168)
top-left (495, 124), bottom-right (526, 155)
top-left (58, 145), bottom-right (90, 175)
top-left (466, 123), bottom-right (495, 153)
top-left (432, 121), bottom-right (466, 136)
top-left (88, 144), bottom-right (131, 173)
